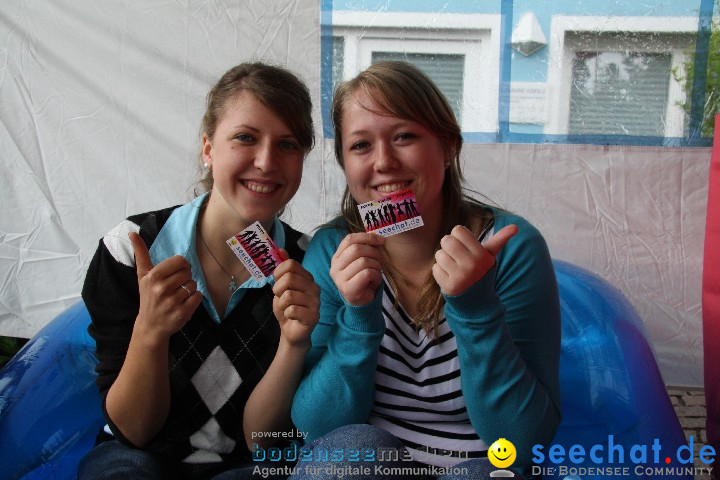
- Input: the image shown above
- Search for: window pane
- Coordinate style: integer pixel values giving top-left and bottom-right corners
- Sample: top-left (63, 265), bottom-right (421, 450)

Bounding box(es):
top-left (569, 51), bottom-right (672, 136)
top-left (371, 51), bottom-right (465, 122)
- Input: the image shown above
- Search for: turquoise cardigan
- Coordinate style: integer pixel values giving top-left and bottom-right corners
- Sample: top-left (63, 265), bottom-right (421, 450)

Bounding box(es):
top-left (291, 209), bottom-right (561, 475)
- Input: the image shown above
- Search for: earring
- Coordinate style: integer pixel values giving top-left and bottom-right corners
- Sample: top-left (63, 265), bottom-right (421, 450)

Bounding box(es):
top-left (203, 162), bottom-right (211, 171)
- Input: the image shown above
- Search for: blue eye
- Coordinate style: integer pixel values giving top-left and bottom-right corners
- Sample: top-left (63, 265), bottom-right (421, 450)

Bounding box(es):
top-left (279, 140), bottom-right (299, 151)
top-left (350, 141), bottom-right (369, 151)
top-left (234, 133), bottom-right (254, 142)
top-left (397, 132), bottom-right (416, 141)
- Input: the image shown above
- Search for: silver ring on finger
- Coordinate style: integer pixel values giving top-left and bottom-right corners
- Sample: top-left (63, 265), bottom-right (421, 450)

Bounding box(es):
top-left (180, 283), bottom-right (192, 299)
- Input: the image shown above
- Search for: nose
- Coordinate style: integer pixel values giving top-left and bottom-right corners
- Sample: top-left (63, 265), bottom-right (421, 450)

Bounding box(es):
top-left (373, 142), bottom-right (399, 172)
top-left (254, 140), bottom-right (277, 173)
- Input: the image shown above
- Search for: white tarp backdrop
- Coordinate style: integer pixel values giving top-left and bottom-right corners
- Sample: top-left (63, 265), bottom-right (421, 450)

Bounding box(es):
top-left (0, 1), bottom-right (710, 387)
top-left (1, 0), bottom-right (324, 332)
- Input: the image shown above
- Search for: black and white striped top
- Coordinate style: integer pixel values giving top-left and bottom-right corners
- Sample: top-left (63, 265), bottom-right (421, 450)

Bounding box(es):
top-left (367, 281), bottom-right (490, 467)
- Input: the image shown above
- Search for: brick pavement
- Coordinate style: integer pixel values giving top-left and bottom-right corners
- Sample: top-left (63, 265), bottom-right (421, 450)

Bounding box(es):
top-left (667, 388), bottom-right (713, 480)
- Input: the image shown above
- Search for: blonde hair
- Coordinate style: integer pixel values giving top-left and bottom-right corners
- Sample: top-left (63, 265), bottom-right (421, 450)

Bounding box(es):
top-left (331, 60), bottom-right (490, 335)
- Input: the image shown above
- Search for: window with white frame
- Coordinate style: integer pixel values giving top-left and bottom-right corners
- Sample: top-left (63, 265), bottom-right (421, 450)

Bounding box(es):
top-left (330, 11), bottom-right (501, 133)
top-left (546, 16), bottom-right (696, 137)
top-left (569, 49), bottom-right (672, 136)
top-left (371, 51), bottom-right (466, 122)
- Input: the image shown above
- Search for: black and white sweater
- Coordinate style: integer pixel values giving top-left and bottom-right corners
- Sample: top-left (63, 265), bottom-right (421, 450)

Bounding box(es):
top-left (83, 200), bottom-right (307, 464)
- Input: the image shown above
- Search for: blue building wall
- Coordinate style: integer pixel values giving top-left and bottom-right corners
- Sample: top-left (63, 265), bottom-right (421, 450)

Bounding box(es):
top-left (325, 0), bottom-right (715, 145)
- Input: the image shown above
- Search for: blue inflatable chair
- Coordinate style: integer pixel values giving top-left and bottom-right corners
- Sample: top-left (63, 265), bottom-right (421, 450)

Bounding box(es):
top-left (541, 262), bottom-right (691, 480)
top-left (0, 302), bottom-right (103, 480)
top-left (0, 261), bottom-right (690, 479)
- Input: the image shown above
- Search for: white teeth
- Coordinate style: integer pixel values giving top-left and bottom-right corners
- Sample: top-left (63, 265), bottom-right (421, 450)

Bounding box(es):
top-left (376, 183), bottom-right (407, 193)
top-left (245, 182), bottom-right (276, 194)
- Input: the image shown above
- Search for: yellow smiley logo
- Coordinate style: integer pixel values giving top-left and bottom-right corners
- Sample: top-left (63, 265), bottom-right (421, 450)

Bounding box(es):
top-left (488, 438), bottom-right (517, 469)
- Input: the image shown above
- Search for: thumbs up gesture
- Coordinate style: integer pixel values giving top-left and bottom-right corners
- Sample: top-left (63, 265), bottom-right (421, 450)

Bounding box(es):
top-left (129, 232), bottom-right (202, 342)
top-left (432, 224), bottom-right (518, 296)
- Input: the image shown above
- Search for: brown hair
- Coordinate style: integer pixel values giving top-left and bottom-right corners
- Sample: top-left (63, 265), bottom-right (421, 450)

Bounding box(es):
top-left (198, 62), bottom-right (314, 193)
top-left (331, 60), bottom-right (490, 335)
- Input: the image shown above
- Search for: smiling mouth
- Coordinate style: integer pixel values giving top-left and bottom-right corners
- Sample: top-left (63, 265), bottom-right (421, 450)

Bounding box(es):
top-left (492, 454), bottom-right (511, 461)
top-left (375, 181), bottom-right (410, 194)
top-left (243, 181), bottom-right (278, 194)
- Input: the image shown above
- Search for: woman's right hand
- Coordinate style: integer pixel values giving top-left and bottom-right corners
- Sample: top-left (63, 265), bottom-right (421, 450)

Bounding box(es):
top-left (330, 232), bottom-right (385, 306)
top-left (129, 232), bottom-right (202, 344)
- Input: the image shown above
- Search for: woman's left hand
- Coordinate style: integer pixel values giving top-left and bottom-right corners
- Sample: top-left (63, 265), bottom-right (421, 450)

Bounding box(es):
top-left (272, 250), bottom-right (320, 348)
top-left (432, 224), bottom-right (518, 296)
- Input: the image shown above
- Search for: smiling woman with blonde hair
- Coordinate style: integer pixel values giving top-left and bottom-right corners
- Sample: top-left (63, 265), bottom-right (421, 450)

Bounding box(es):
top-left (290, 61), bottom-right (561, 480)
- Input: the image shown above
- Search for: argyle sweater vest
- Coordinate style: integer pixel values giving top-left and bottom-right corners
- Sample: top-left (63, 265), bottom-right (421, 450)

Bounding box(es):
top-left (83, 205), bottom-right (307, 464)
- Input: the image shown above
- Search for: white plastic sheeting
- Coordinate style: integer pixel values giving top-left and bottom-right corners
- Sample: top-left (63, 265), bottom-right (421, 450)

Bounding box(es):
top-left (0, 1), bottom-right (710, 387)
top-left (1, 0), bottom-right (324, 334)
top-left (461, 143), bottom-right (709, 387)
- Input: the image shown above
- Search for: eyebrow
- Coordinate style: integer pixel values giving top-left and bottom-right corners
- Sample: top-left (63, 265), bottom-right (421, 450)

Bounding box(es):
top-left (232, 124), bottom-right (297, 138)
top-left (346, 120), bottom-right (413, 137)
top-left (233, 124), bottom-right (260, 132)
top-left (346, 128), bottom-right (369, 137)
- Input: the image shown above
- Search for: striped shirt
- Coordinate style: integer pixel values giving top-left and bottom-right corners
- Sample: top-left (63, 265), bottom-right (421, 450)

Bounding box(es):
top-left (367, 280), bottom-right (489, 467)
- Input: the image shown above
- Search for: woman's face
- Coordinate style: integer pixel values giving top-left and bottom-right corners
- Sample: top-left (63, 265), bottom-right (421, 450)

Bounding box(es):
top-left (340, 89), bottom-right (447, 226)
top-left (203, 91), bottom-right (304, 227)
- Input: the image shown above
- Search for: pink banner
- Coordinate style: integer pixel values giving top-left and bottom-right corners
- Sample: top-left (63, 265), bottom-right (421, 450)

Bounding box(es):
top-left (703, 114), bottom-right (720, 453)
